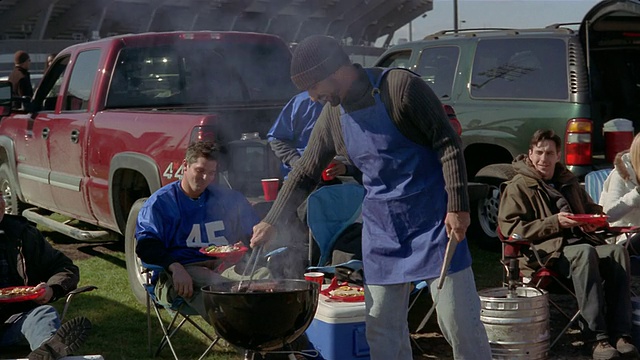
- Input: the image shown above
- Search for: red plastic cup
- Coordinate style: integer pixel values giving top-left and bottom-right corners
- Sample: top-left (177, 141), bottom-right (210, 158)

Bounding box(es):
top-left (322, 162), bottom-right (337, 181)
top-left (304, 272), bottom-right (324, 287)
top-left (261, 178), bottom-right (279, 201)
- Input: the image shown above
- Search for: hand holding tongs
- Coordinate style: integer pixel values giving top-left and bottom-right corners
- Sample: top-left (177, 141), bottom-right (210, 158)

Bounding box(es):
top-left (415, 232), bottom-right (459, 333)
top-left (236, 245), bottom-right (263, 292)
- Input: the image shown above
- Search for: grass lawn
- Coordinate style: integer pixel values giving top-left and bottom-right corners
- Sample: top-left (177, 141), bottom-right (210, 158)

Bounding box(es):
top-left (43, 236), bottom-right (502, 360)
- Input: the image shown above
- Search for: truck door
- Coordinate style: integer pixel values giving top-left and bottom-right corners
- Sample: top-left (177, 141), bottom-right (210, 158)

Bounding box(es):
top-left (12, 56), bottom-right (72, 211)
top-left (47, 49), bottom-right (102, 220)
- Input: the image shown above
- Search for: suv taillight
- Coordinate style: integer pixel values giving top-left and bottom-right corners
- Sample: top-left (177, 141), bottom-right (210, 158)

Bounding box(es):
top-left (564, 118), bottom-right (592, 166)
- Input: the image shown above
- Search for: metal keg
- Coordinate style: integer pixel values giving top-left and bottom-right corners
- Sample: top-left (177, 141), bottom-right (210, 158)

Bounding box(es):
top-left (479, 287), bottom-right (549, 359)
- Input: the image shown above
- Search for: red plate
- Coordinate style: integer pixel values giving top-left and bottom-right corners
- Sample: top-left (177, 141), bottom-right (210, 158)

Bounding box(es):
top-left (607, 226), bottom-right (640, 233)
top-left (320, 278), bottom-right (365, 302)
top-left (566, 214), bottom-right (609, 225)
top-left (0, 286), bottom-right (45, 303)
top-left (199, 244), bottom-right (248, 263)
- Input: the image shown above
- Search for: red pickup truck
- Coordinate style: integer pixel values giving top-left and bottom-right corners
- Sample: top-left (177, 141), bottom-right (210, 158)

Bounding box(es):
top-left (0, 31), bottom-right (295, 303)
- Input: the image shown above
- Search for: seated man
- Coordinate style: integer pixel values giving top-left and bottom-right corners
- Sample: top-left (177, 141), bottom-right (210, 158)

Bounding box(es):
top-left (0, 196), bottom-right (91, 360)
top-left (498, 129), bottom-right (638, 360)
top-left (135, 140), bottom-right (266, 319)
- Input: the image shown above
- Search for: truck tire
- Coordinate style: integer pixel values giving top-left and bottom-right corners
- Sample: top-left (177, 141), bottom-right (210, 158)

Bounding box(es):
top-left (125, 197), bottom-right (148, 305)
top-left (0, 163), bottom-right (26, 215)
top-left (470, 164), bottom-right (516, 250)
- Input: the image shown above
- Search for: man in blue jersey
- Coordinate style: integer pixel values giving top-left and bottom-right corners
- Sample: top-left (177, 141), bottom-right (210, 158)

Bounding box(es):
top-left (135, 141), bottom-right (263, 319)
top-left (268, 91), bottom-right (359, 182)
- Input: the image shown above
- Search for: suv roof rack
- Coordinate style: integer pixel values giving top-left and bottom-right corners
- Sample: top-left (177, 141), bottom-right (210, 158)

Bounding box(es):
top-left (425, 28), bottom-right (513, 37)
top-left (424, 26), bottom-right (576, 40)
top-left (545, 22), bottom-right (580, 30)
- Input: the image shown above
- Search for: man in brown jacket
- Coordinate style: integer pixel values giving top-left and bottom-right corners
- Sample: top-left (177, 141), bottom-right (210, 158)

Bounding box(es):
top-left (498, 129), bottom-right (637, 360)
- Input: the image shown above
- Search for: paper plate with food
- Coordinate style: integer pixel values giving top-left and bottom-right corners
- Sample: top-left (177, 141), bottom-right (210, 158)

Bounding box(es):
top-left (320, 278), bottom-right (365, 302)
top-left (566, 214), bottom-right (609, 226)
top-left (199, 242), bottom-right (248, 262)
top-left (0, 286), bottom-right (45, 303)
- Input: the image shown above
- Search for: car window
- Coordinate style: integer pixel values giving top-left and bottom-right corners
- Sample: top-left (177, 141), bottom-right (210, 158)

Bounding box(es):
top-left (106, 40), bottom-right (295, 108)
top-left (34, 56), bottom-right (70, 111)
top-left (64, 49), bottom-right (101, 111)
top-left (470, 38), bottom-right (568, 100)
top-left (376, 50), bottom-right (412, 69)
top-left (415, 46), bottom-right (459, 98)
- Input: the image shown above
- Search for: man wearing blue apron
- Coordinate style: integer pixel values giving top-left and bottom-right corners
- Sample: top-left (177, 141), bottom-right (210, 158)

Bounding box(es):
top-left (251, 35), bottom-right (491, 359)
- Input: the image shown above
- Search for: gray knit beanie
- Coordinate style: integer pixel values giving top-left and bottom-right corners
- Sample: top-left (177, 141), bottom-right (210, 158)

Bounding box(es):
top-left (290, 35), bottom-right (351, 91)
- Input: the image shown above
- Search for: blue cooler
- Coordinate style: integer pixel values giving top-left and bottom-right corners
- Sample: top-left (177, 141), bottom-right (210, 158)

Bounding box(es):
top-left (306, 294), bottom-right (370, 360)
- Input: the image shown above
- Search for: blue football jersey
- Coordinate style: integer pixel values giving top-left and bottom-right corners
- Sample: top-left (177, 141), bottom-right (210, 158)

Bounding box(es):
top-left (136, 182), bottom-right (260, 265)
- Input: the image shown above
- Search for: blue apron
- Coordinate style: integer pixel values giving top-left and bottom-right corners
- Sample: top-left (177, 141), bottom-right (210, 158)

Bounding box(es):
top-left (340, 68), bottom-right (471, 285)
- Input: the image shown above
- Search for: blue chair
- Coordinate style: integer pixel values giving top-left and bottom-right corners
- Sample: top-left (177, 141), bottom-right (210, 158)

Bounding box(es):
top-left (142, 263), bottom-right (220, 360)
top-left (306, 183), bottom-right (366, 268)
top-left (584, 168), bottom-right (612, 204)
top-left (142, 247), bottom-right (287, 360)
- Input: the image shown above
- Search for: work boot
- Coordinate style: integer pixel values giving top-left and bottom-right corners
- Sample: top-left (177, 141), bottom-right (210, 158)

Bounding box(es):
top-left (28, 316), bottom-right (92, 360)
top-left (592, 339), bottom-right (621, 360)
top-left (616, 337), bottom-right (640, 359)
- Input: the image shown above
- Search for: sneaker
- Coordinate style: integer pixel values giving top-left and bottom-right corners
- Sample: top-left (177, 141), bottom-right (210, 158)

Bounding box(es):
top-left (616, 337), bottom-right (640, 359)
top-left (28, 316), bottom-right (92, 360)
top-left (592, 340), bottom-right (621, 360)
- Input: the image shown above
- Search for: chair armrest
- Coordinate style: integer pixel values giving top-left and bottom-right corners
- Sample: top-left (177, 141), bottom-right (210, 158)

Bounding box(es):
top-left (141, 262), bottom-right (165, 273)
top-left (61, 285), bottom-right (98, 322)
top-left (67, 285), bottom-right (98, 296)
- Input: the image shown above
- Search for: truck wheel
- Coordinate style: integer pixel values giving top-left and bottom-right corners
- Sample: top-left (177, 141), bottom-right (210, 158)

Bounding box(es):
top-left (0, 164), bottom-right (25, 215)
top-left (125, 197), bottom-right (148, 305)
top-left (470, 164), bottom-right (516, 250)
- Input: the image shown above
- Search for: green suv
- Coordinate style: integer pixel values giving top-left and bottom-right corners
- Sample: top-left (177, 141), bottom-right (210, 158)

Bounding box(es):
top-left (374, 0), bottom-right (640, 246)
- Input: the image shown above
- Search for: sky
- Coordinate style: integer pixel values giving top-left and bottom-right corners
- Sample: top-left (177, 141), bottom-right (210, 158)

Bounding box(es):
top-left (377, 0), bottom-right (602, 46)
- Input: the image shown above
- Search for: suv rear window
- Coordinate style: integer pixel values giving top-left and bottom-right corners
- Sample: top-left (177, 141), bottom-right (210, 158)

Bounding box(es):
top-left (106, 41), bottom-right (296, 108)
top-left (415, 46), bottom-right (459, 99)
top-left (470, 38), bottom-right (568, 100)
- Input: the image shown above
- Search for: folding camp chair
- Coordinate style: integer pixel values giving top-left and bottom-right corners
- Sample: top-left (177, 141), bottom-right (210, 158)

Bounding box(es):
top-left (142, 263), bottom-right (220, 360)
top-left (306, 183), bottom-right (365, 269)
top-left (584, 168), bottom-right (640, 275)
top-left (499, 230), bottom-right (581, 349)
top-left (584, 168), bottom-right (612, 204)
top-left (142, 247), bottom-right (287, 360)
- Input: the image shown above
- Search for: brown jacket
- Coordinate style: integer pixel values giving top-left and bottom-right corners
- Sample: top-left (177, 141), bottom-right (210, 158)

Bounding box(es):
top-left (498, 155), bottom-right (603, 274)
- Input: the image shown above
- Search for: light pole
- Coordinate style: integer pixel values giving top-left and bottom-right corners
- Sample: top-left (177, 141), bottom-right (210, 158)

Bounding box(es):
top-left (454, 0), bottom-right (459, 31)
top-left (409, 20), bottom-right (412, 41)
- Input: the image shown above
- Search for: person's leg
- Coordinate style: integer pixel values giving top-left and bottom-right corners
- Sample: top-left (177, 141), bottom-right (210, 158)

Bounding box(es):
top-left (0, 313), bottom-right (30, 348)
top-left (595, 244), bottom-right (637, 354)
top-left (427, 266), bottom-right (491, 359)
top-left (364, 283), bottom-right (412, 360)
top-left (28, 316), bottom-right (92, 360)
top-left (183, 264), bottom-right (227, 319)
top-left (553, 244), bottom-right (608, 341)
top-left (20, 306), bottom-right (60, 350)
